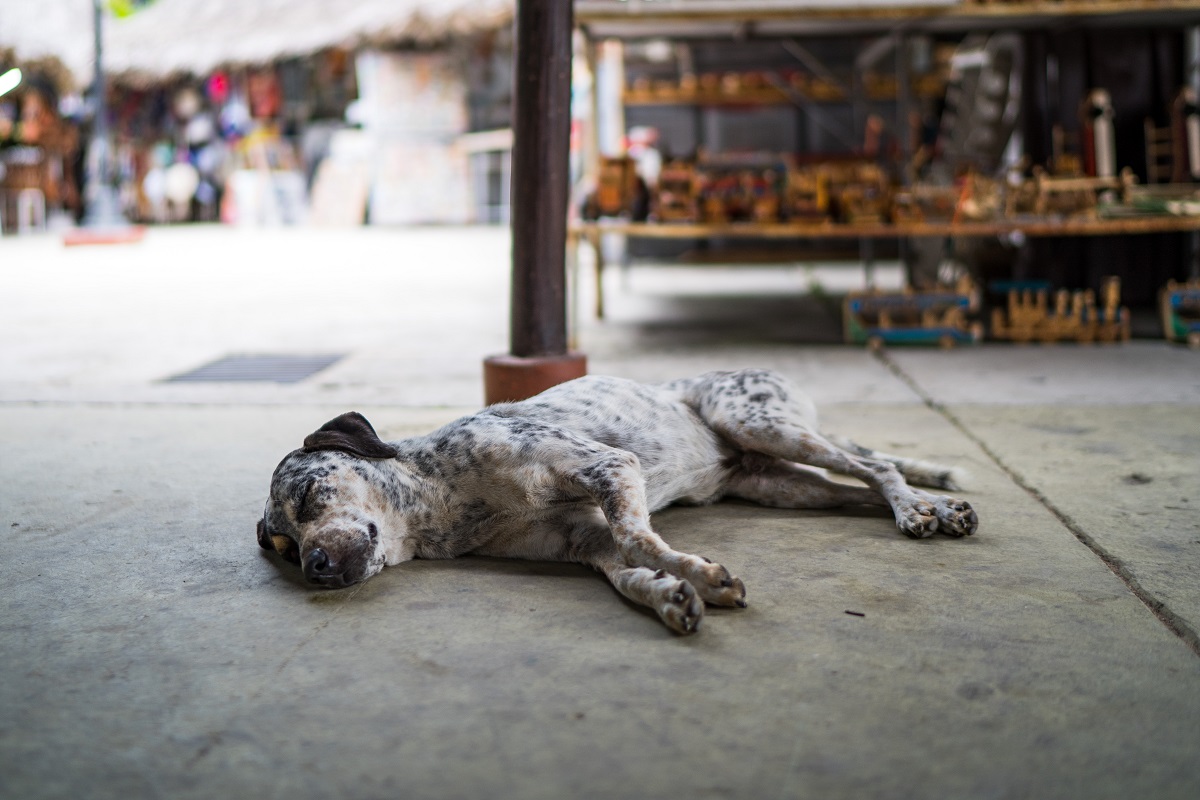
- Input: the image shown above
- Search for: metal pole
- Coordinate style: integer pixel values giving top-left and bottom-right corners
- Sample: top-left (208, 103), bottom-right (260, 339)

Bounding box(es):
top-left (509, 0), bottom-right (574, 357)
top-left (482, 0), bottom-right (586, 404)
top-left (1189, 26), bottom-right (1199, 279)
top-left (79, 0), bottom-right (131, 231)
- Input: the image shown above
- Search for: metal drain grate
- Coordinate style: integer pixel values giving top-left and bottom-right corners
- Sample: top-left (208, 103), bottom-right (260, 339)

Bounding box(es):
top-left (166, 354), bottom-right (345, 384)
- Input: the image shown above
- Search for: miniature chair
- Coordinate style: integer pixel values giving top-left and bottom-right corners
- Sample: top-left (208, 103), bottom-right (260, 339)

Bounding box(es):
top-left (1144, 118), bottom-right (1174, 184)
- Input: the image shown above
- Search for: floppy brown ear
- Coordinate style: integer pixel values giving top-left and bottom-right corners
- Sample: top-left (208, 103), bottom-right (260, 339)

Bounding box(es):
top-left (302, 411), bottom-right (398, 459)
top-left (257, 518), bottom-right (274, 550)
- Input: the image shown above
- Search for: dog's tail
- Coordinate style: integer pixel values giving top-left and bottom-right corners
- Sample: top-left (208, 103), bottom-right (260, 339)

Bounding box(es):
top-left (822, 434), bottom-right (968, 491)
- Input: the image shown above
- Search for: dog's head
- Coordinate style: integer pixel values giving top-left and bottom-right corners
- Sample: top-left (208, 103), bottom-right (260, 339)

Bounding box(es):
top-left (258, 412), bottom-right (406, 588)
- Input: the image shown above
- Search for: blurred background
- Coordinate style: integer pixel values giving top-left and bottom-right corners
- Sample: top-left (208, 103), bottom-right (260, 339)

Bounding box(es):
top-left (2, 1), bottom-right (1198, 333)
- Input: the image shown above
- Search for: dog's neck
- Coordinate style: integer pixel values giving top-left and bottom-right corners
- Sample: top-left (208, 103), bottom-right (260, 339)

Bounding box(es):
top-left (375, 444), bottom-right (460, 561)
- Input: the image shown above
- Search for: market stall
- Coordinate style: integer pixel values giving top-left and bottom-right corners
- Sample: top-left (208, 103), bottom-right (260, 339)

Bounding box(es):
top-left (573, 0), bottom-right (1200, 334)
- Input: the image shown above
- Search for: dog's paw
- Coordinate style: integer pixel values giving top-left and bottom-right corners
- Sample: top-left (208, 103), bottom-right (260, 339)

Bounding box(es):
top-left (897, 496), bottom-right (978, 538)
top-left (651, 571), bottom-right (704, 634)
top-left (682, 557), bottom-right (748, 608)
top-left (895, 502), bottom-right (939, 539)
top-left (932, 497), bottom-right (978, 537)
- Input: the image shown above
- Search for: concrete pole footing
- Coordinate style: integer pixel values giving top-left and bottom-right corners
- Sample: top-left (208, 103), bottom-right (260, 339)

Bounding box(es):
top-left (482, 352), bottom-right (588, 405)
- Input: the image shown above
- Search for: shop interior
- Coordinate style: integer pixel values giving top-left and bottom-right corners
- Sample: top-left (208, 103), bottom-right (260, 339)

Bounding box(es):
top-left (572, 1), bottom-right (1200, 347)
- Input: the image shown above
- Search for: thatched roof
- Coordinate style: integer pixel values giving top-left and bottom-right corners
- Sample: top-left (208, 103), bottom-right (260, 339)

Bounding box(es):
top-left (0, 0), bottom-right (95, 90)
top-left (0, 0), bottom-right (513, 89)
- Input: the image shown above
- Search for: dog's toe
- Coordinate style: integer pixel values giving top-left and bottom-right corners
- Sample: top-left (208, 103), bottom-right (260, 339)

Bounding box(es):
top-left (713, 575), bottom-right (748, 608)
top-left (897, 505), bottom-right (938, 539)
top-left (934, 498), bottom-right (978, 537)
top-left (658, 578), bottom-right (704, 635)
top-left (690, 560), bottom-right (748, 607)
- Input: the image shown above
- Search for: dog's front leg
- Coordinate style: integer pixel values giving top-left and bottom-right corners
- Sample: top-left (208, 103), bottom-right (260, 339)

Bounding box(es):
top-left (568, 521), bottom-right (705, 634)
top-left (574, 451), bottom-right (747, 611)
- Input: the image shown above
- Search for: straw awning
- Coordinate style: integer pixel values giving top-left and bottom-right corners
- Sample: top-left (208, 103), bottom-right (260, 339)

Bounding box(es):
top-left (0, 0), bottom-right (513, 89)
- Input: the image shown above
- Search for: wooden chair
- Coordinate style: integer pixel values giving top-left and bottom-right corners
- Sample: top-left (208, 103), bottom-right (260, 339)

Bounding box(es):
top-left (1144, 118), bottom-right (1175, 184)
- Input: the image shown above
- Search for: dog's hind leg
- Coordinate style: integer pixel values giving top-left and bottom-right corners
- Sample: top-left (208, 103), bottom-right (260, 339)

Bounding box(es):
top-left (821, 434), bottom-right (967, 491)
top-left (724, 456), bottom-right (889, 509)
top-left (685, 369), bottom-right (977, 538)
top-left (570, 450), bottom-right (748, 609)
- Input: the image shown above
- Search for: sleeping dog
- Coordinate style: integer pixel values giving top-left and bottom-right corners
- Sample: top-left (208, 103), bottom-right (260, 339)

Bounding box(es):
top-left (258, 369), bottom-right (977, 634)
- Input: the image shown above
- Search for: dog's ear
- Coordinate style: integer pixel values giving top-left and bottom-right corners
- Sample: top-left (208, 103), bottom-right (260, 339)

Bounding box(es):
top-left (257, 518), bottom-right (273, 550)
top-left (302, 411), bottom-right (398, 459)
top-left (257, 518), bottom-right (301, 564)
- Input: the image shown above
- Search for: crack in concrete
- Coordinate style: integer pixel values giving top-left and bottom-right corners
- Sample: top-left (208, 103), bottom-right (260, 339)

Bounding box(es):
top-left (872, 348), bottom-right (1200, 659)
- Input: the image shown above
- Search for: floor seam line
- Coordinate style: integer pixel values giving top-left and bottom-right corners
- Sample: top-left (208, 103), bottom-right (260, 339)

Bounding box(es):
top-left (871, 348), bottom-right (1200, 659)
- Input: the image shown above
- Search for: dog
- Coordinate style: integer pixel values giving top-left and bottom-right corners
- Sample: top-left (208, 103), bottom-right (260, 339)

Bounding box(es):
top-left (257, 369), bottom-right (977, 634)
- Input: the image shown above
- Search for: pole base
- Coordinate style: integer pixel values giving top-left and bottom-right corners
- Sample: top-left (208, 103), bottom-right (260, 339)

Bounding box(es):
top-left (483, 352), bottom-right (587, 406)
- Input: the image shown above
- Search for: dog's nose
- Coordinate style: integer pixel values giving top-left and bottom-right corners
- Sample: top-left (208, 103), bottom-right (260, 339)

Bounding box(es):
top-left (303, 548), bottom-right (342, 584)
top-left (305, 548), bottom-right (329, 572)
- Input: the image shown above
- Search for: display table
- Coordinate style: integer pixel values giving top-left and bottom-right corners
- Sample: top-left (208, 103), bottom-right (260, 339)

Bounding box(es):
top-left (570, 215), bottom-right (1200, 318)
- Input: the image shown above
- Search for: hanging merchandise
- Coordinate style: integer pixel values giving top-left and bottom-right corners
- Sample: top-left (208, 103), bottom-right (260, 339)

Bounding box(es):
top-left (206, 72), bottom-right (230, 105)
top-left (248, 70), bottom-right (282, 119)
top-left (219, 88), bottom-right (251, 139)
top-left (173, 87), bottom-right (201, 120)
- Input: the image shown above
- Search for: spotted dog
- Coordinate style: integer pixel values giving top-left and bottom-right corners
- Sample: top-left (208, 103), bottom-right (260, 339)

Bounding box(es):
top-left (258, 369), bottom-right (978, 634)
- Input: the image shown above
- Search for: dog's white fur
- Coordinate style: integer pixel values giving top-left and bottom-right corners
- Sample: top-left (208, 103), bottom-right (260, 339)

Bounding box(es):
top-left (259, 369), bottom-right (977, 634)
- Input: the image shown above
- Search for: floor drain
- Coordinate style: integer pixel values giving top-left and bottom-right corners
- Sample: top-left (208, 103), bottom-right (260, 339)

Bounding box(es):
top-left (166, 354), bottom-right (345, 384)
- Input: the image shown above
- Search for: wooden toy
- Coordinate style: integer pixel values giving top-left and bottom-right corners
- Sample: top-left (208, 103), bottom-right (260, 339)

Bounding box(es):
top-left (1144, 87), bottom-right (1200, 184)
top-left (652, 160), bottom-right (701, 222)
top-left (582, 156), bottom-right (647, 220)
top-left (844, 276), bottom-right (982, 348)
top-left (1145, 117), bottom-right (1176, 184)
top-left (1050, 124), bottom-right (1083, 176)
top-left (1081, 88), bottom-right (1117, 178)
top-left (1159, 279), bottom-right (1200, 348)
top-left (1177, 87), bottom-right (1200, 181)
top-left (750, 170), bottom-right (782, 223)
top-left (831, 162), bottom-right (890, 224)
top-left (783, 165), bottom-right (832, 223)
top-left (893, 173), bottom-right (1002, 223)
top-left (1027, 166), bottom-right (1137, 218)
top-left (693, 155), bottom-right (788, 223)
top-left (991, 276), bottom-right (1130, 343)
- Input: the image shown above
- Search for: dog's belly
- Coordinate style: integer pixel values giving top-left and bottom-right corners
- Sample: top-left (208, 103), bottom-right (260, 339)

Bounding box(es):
top-left (642, 462), bottom-right (732, 510)
top-left (505, 375), bottom-right (736, 510)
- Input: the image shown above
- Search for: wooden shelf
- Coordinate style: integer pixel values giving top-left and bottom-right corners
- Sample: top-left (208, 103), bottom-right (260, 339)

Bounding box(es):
top-left (624, 81), bottom-right (943, 107)
top-left (570, 215), bottom-right (1200, 318)
top-left (572, 215), bottom-right (1200, 241)
top-left (578, 1), bottom-right (1200, 38)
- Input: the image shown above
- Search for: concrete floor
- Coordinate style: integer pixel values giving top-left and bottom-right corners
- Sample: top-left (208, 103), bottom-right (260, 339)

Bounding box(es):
top-left (1, 226), bottom-right (1198, 799)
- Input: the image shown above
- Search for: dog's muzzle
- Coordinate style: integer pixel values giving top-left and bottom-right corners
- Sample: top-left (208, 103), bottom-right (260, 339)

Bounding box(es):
top-left (302, 548), bottom-right (353, 588)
